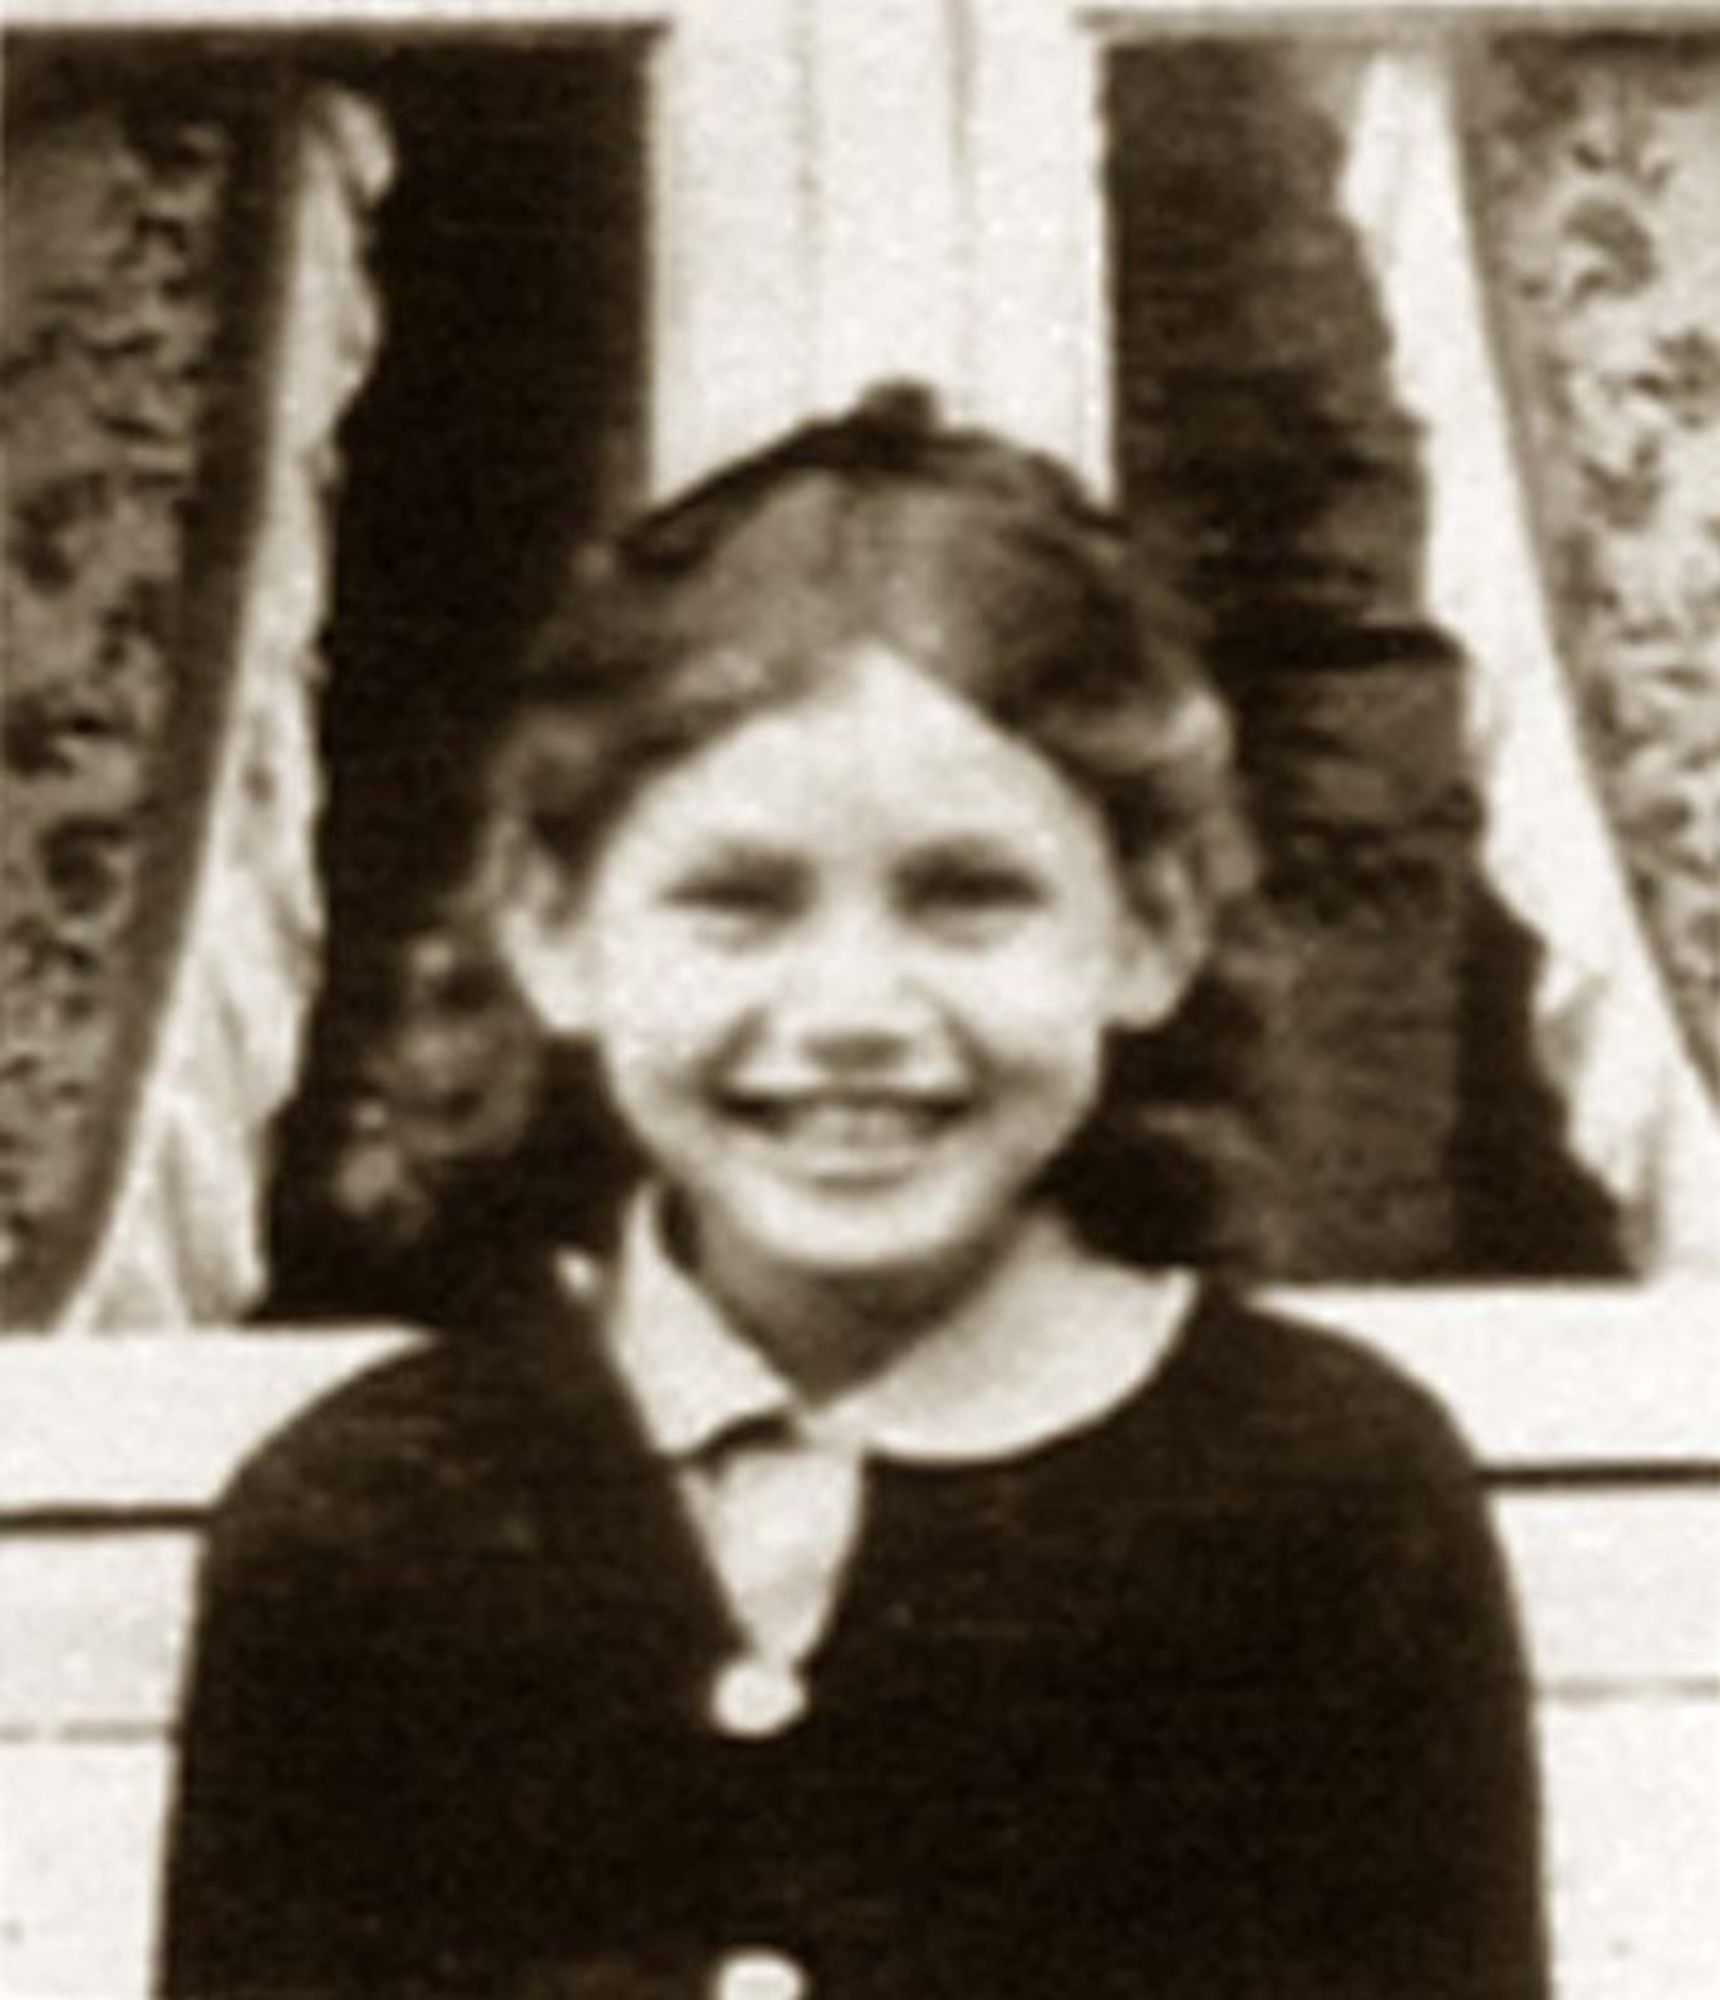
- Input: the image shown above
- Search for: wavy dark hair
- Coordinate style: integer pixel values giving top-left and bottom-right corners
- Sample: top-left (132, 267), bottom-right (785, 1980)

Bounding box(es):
top-left (278, 386), bottom-right (1289, 1309)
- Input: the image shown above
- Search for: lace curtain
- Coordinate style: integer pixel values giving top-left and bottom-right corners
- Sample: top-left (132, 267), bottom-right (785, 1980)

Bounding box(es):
top-left (1341, 35), bottom-right (1720, 1272)
top-left (1467, 37), bottom-right (1720, 1107)
top-left (2, 83), bottom-right (238, 1323)
top-left (0, 73), bottom-right (390, 1327)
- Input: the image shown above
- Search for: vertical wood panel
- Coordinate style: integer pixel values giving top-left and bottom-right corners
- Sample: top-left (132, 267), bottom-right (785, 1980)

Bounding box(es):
top-left (2, 1742), bottom-right (168, 2000)
top-left (965, 0), bottom-right (1112, 484)
top-left (804, 0), bottom-right (963, 413)
top-left (1539, 1698), bottom-right (1720, 2000)
top-left (650, 0), bottom-right (1112, 493)
top-left (650, 0), bottom-right (809, 492)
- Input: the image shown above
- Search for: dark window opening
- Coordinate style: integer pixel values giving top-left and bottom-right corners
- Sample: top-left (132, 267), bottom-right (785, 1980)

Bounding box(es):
top-left (270, 37), bottom-right (648, 1312)
top-left (1105, 37), bottom-right (1624, 1279)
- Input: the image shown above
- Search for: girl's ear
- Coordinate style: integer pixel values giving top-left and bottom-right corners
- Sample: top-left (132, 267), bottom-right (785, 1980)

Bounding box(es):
top-left (1107, 852), bottom-right (1210, 1032)
top-left (495, 856), bottom-right (599, 1036)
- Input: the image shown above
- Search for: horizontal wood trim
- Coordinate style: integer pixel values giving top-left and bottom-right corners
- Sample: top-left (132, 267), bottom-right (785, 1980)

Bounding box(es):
top-left (3, 1487), bottom-right (1715, 1734)
top-left (3, 1286), bottom-right (1716, 1513)
top-left (1, 1330), bottom-right (417, 1513)
top-left (1078, 0), bottom-right (1720, 33)
top-left (0, 1534), bottom-right (196, 1735)
top-left (1277, 1283), bottom-right (1720, 1472)
top-left (4, 0), bottom-right (673, 30)
top-left (1496, 1490), bottom-right (1720, 1694)
top-left (12, 1), bottom-right (1713, 33)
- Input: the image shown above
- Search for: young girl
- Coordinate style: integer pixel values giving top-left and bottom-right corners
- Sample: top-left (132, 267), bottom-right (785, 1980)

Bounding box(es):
top-left (162, 390), bottom-right (1547, 2000)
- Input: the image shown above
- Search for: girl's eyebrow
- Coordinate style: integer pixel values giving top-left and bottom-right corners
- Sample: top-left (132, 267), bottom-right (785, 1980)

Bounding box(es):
top-left (898, 833), bottom-right (1050, 877)
top-left (663, 836), bottom-right (804, 880)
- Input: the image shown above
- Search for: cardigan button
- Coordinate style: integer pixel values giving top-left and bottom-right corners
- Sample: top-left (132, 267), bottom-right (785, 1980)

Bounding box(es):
top-left (711, 1946), bottom-right (808, 2000)
top-left (710, 1655), bottom-right (807, 1738)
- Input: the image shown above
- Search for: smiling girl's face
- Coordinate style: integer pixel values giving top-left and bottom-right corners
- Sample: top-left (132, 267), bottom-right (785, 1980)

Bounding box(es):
top-left (504, 645), bottom-right (1196, 1345)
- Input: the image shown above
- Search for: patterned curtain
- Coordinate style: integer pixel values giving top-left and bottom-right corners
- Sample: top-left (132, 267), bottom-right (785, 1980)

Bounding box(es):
top-left (1340, 36), bottom-right (1720, 1273)
top-left (1, 63), bottom-right (391, 1328)
top-left (1466, 35), bottom-right (1720, 1108)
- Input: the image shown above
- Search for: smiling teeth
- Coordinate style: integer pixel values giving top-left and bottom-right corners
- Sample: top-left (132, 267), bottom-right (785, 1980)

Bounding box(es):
top-left (735, 1098), bottom-right (955, 1148)
top-left (799, 1102), bottom-right (937, 1147)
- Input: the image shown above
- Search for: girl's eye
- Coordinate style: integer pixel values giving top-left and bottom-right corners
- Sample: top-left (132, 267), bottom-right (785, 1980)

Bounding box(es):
top-left (900, 855), bottom-right (1046, 930)
top-left (664, 864), bottom-right (803, 929)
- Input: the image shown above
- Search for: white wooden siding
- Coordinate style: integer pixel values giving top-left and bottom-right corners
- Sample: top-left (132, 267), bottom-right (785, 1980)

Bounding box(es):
top-left (3, 1287), bottom-right (1717, 1998)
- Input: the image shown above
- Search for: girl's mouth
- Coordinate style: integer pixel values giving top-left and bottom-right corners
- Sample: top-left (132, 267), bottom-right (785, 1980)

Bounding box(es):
top-left (718, 1091), bottom-right (967, 1171)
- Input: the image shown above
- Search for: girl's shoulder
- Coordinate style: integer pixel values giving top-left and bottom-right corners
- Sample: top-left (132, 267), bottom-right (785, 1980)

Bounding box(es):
top-left (1121, 1277), bottom-right (1486, 1494)
top-left (208, 1258), bottom-right (617, 1567)
top-left (216, 1339), bottom-right (492, 1514)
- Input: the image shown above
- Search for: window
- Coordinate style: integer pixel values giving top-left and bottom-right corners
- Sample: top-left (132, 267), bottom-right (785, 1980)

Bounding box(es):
top-left (4, 0), bottom-right (1716, 1322)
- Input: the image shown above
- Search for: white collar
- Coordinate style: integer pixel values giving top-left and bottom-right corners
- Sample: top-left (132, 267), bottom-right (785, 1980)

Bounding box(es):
top-left (585, 1191), bottom-right (1195, 1467)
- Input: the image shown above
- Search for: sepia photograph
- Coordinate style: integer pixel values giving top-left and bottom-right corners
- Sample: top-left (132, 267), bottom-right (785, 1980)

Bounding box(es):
top-left (3, 3), bottom-right (1717, 1996)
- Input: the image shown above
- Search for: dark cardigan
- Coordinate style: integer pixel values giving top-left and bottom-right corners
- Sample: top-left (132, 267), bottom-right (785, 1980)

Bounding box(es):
top-left (160, 1266), bottom-right (1547, 1999)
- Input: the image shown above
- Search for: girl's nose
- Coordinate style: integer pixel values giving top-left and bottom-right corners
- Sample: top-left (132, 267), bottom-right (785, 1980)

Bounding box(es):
top-left (774, 911), bottom-right (926, 1065)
